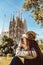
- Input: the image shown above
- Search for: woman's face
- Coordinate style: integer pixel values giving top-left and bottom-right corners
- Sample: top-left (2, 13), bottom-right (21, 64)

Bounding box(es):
top-left (20, 34), bottom-right (30, 50)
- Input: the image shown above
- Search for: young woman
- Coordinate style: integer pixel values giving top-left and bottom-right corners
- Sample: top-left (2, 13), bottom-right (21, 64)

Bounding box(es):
top-left (10, 31), bottom-right (43, 65)
top-left (16, 34), bottom-right (37, 59)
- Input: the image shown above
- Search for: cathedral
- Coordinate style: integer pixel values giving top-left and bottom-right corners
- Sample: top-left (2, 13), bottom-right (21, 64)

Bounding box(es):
top-left (9, 15), bottom-right (27, 44)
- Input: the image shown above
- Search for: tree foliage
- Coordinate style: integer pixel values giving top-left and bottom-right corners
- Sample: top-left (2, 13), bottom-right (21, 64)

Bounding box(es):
top-left (2, 35), bottom-right (14, 47)
top-left (23, 0), bottom-right (43, 26)
top-left (2, 35), bottom-right (8, 44)
top-left (1, 35), bottom-right (15, 55)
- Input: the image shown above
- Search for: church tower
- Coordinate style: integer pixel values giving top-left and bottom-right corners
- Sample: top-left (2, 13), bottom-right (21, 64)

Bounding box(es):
top-left (9, 14), bottom-right (27, 44)
top-left (9, 15), bottom-right (15, 40)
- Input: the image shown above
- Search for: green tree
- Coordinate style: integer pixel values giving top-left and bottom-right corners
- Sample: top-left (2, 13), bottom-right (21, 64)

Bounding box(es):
top-left (2, 35), bottom-right (8, 46)
top-left (2, 35), bottom-right (15, 55)
top-left (6, 38), bottom-right (14, 47)
top-left (2, 35), bottom-right (14, 47)
top-left (23, 0), bottom-right (43, 26)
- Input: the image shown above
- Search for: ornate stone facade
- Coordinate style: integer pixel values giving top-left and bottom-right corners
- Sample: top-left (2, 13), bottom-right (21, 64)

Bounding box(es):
top-left (9, 15), bottom-right (27, 44)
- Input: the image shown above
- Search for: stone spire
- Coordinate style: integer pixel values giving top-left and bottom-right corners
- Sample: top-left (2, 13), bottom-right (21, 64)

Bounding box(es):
top-left (10, 13), bottom-right (13, 22)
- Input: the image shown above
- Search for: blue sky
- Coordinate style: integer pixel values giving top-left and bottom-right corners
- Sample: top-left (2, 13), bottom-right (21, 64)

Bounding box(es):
top-left (0, 0), bottom-right (43, 39)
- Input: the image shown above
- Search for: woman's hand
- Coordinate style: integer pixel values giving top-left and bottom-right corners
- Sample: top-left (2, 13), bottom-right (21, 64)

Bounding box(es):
top-left (18, 41), bottom-right (22, 47)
